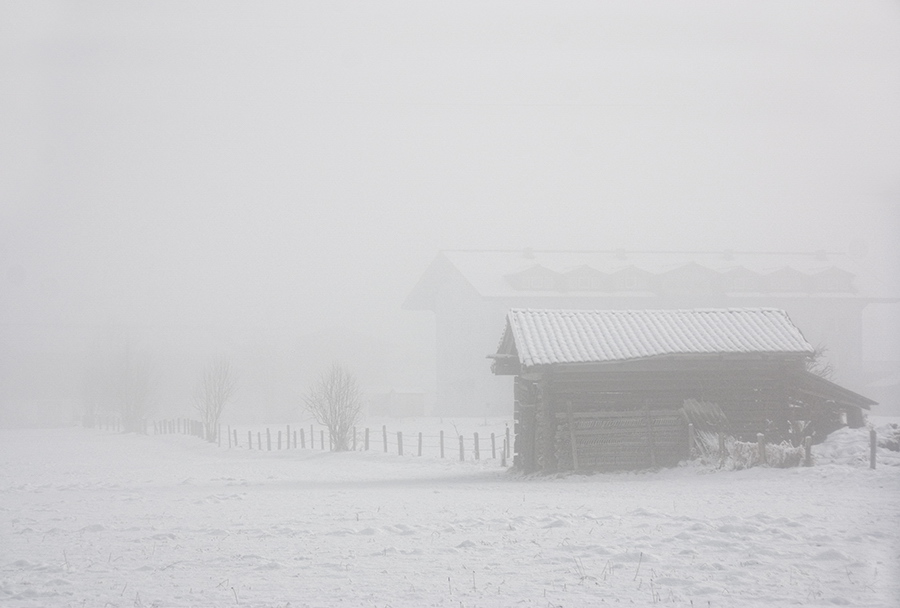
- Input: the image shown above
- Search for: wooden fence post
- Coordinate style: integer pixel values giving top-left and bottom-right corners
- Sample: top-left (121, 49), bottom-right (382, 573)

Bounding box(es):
top-left (248, 431), bottom-right (252, 449)
top-left (293, 430), bottom-right (297, 448)
top-left (383, 425), bottom-right (388, 453)
top-left (267, 428), bottom-right (272, 451)
top-left (227, 426), bottom-right (232, 449)
top-left (398, 431), bottom-right (403, 456)
top-left (506, 426), bottom-right (511, 459)
top-left (757, 433), bottom-right (766, 466)
top-left (870, 429), bottom-right (877, 469)
top-left (501, 437), bottom-right (507, 467)
top-left (491, 433), bottom-right (496, 459)
top-left (804, 436), bottom-right (812, 467)
top-left (418, 432), bottom-right (423, 457)
top-left (459, 435), bottom-right (465, 462)
top-left (286, 425), bottom-right (291, 449)
top-left (440, 430), bottom-right (445, 458)
top-left (474, 432), bottom-right (480, 460)
top-left (300, 428), bottom-right (306, 449)
top-left (310, 425), bottom-right (314, 449)
top-left (257, 431), bottom-right (262, 450)
top-left (278, 431), bottom-right (282, 450)
top-left (365, 427), bottom-right (370, 451)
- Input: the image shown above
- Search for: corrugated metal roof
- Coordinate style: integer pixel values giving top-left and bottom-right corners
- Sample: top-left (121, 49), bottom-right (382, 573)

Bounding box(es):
top-left (503, 308), bottom-right (813, 368)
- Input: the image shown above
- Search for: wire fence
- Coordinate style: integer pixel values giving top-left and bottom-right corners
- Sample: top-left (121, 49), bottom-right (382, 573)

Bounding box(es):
top-left (149, 418), bottom-right (513, 464)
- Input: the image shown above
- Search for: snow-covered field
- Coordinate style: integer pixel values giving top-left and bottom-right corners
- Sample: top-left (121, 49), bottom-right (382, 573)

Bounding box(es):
top-left (2, 420), bottom-right (898, 607)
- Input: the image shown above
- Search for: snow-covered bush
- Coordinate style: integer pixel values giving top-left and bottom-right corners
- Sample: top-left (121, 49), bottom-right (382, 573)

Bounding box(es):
top-left (695, 431), bottom-right (804, 470)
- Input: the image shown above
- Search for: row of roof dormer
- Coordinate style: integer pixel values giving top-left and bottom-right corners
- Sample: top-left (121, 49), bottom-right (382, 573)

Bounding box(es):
top-left (504, 262), bottom-right (856, 294)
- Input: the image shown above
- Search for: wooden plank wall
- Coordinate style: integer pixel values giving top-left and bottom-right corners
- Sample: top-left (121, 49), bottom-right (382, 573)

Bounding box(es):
top-left (512, 365), bottom-right (797, 473)
top-left (554, 410), bottom-right (687, 472)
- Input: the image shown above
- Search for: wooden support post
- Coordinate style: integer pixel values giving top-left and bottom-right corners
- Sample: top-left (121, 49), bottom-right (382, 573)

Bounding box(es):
top-left (248, 431), bottom-right (252, 449)
top-left (418, 432), bottom-right (423, 457)
top-left (300, 428), bottom-right (306, 449)
top-left (491, 433), bottom-right (496, 459)
top-left (506, 426), bottom-right (511, 459)
top-left (688, 423), bottom-right (696, 458)
top-left (257, 431), bottom-right (262, 451)
top-left (293, 430), bottom-right (297, 448)
top-left (398, 431), bottom-right (403, 456)
top-left (645, 407), bottom-right (657, 467)
top-left (364, 427), bottom-right (370, 451)
top-left (474, 432), bottom-right (480, 460)
top-left (383, 425), bottom-right (388, 453)
top-left (440, 430), bottom-right (445, 458)
top-left (227, 426), bottom-right (232, 449)
top-left (566, 400), bottom-right (579, 472)
top-left (501, 437), bottom-right (507, 467)
top-left (267, 428), bottom-right (272, 451)
top-left (286, 425), bottom-right (291, 449)
top-left (803, 436), bottom-right (812, 467)
top-left (757, 433), bottom-right (766, 466)
top-left (278, 431), bottom-right (282, 450)
top-left (459, 435), bottom-right (465, 462)
top-left (310, 425), bottom-right (314, 448)
top-left (870, 429), bottom-right (877, 469)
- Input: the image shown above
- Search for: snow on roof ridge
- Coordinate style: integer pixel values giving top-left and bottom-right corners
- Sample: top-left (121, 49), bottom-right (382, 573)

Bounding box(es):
top-left (502, 307), bottom-right (813, 367)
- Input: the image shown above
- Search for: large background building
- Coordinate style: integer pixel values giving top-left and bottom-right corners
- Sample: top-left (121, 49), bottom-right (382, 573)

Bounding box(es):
top-left (404, 249), bottom-right (898, 416)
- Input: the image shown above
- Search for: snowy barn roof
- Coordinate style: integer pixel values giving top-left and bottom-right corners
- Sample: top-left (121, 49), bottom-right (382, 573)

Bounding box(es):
top-left (494, 308), bottom-right (814, 369)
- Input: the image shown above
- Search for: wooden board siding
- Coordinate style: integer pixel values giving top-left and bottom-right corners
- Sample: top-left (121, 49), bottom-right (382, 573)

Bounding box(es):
top-left (508, 362), bottom-right (854, 473)
top-left (555, 410), bottom-right (687, 471)
top-left (548, 368), bottom-right (794, 442)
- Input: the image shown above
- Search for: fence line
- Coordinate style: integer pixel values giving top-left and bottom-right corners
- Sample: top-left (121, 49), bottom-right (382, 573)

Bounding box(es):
top-left (146, 418), bottom-right (513, 462)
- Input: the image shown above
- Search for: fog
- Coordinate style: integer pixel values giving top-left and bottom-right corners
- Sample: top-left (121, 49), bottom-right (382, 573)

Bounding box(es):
top-left (2, 2), bottom-right (899, 425)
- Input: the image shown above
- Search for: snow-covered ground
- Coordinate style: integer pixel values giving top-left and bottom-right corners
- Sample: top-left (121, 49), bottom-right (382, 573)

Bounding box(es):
top-left (1, 419), bottom-right (898, 607)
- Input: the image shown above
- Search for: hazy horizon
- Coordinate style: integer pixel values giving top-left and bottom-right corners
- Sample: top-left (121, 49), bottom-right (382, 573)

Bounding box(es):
top-left (2, 1), bottom-right (898, 423)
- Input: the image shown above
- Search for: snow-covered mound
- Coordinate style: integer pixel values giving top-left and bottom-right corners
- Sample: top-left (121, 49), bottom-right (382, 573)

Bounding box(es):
top-left (814, 418), bottom-right (900, 468)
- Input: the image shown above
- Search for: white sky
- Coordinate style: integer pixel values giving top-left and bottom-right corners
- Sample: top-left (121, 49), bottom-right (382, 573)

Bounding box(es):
top-left (1, 1), bottom-right (899, 398)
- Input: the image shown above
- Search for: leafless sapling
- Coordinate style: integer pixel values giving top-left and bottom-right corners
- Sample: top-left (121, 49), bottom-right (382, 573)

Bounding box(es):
top-left (193, 356), bottom-right (237, 442)
top-left (303, 362), bottom-right (361, 451)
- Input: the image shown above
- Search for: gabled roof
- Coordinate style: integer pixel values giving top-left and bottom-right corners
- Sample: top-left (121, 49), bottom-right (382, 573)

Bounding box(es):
top-left (496, 308), bottom-right (814, 369)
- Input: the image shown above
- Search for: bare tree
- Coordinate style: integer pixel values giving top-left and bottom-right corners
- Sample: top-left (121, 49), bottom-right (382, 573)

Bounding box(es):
top-left (193, 357), bottom-right (237, 442)
top-left (806, 344), bottom-right (835, 380)
top-left (303, 362), bottom-right (361, 451)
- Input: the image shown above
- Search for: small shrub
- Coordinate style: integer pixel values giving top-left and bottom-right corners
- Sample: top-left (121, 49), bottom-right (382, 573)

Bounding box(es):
top-left (695, 431), bottom-right (804, 470)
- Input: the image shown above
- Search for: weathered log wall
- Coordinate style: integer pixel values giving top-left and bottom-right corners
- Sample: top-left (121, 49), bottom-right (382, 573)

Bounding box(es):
top-left (513, 362), bottom-right (799, 473)
top-left (555, 410), bottom-right (687, 472)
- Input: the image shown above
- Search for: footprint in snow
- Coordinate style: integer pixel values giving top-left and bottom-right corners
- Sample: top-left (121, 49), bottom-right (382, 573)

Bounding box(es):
top-left (542, 519), bottom-right (569, 528)
top-left (813, 549), bottom-right (847, 561)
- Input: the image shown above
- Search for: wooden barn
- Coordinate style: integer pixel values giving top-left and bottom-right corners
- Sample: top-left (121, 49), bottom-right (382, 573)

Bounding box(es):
top-left (490, 308), bottom-right (876, 473)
